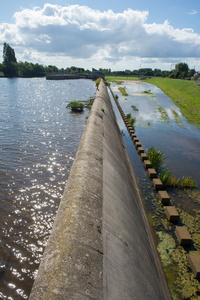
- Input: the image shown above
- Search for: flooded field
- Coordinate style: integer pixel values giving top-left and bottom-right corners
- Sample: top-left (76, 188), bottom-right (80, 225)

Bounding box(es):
top-left (109, 80), bottom-right (200, 299)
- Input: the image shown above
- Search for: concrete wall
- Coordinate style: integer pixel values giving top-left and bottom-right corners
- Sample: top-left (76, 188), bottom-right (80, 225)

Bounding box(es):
top-left (29, 80), bottom-right (171, 299)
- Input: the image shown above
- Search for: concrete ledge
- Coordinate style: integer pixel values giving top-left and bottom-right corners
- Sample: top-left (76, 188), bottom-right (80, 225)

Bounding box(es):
top-left (140, 153), bottom-right (148, 162)
top-left (152, 178), bottom-right (163, 190)
top-left (188, 253), bottom-right (200, 279)
top-left (129, 129), bottom-right (135, 135)
top-left (165, 206), bottom-right (179, 223)
top-left (143, 160), bottom-right (151, 169)
top-left (147, 168), bottom-right (157, 178)
top-left (137, 147), bottom-right (144, 154)
top-left (175, 226), bottom-right (192, 246)
top-left (135, 142), bottom-right (142, 149)
top-left (131, 133), bottom-right (137, 140)
top-left (158, 191), bottom-right (170, 205)
top-left (133, 137), bottom-right (139, 144)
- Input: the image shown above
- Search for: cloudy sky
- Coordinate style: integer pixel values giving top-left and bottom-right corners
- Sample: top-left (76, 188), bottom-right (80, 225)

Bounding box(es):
top-left (0, 0), bottom-right (200, 71)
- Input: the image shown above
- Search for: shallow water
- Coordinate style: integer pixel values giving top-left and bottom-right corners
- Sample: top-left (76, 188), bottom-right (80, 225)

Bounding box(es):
top-left (111, 81), bottom-right (200, 185)
top-left (109, 80), bottom-right (200, 299)
top-left (0, 78), bottom-right (96, 299)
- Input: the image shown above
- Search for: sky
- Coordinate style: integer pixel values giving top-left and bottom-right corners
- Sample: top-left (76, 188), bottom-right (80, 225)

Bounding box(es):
top-left (0, 0), bottom-right (200, 71)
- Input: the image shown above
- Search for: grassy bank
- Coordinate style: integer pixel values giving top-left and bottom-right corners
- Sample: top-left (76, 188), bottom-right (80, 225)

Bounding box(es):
top-left (106, 76), bottom-right (139, 82)
top-left (106, 76), bottom-right (200, 129)
top-left (145, 78), bottom-right (200, 128)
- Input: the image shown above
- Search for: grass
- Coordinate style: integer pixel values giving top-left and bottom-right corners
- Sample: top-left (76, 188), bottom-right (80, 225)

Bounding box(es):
top-left (118, 86), bottom-right (128, 96)
top-left (143, 77), bottom-right (200, 128)
top-left (171, 109), bottom-right (182, 124)
top-left (147, 146), bottom-right (197, 188)
top-left (106, 76), bottom-right (139, 82)
top-left (147, 147), bottom-right (165, 171)
top-left (157, 106), bottom-right (170, 124)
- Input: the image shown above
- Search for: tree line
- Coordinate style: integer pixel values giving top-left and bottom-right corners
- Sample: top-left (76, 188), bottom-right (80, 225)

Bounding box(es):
top-left (0, 43), bottom-right (92, 78)
top-left (99, 64), bottom-right (196, 79)
top-left (0, 43), bottom-right (197, 79)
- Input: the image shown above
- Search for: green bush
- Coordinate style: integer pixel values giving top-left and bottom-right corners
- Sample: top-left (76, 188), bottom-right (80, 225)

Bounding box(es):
top-left (69, 101), bottom-right (84, 112)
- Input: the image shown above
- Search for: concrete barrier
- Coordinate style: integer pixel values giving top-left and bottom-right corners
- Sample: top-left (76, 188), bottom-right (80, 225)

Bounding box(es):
top-left (29, 80), bottom-right (171, 299)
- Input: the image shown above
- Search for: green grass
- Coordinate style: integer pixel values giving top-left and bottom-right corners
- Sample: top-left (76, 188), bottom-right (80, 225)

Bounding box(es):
top-left (147, 147), bottom-right (197, 188)
top-left (106, 76), bottom-right (139, 82)
top-left (144, 77), bottom-right (200, 128)
top-left (147, 147), bottom-right (165, 171)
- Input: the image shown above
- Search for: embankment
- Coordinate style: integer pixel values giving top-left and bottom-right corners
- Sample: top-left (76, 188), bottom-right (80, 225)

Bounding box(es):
top-left (29, 80), bottom-right (171, 299)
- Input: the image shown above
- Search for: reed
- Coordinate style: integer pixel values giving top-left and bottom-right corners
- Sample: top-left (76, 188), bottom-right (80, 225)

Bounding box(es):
top-left (147, 147), bottom-right (165, 171)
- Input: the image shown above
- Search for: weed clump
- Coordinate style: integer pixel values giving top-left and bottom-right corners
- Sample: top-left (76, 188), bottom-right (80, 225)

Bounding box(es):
top-left (147, 147), bottom-right (197, 188)
top-left (126, 113), bottom-right (136, 128)
top-left (118, 86), bottom-right (128, 96)
top-left (69, 101), bottom-right (84, 112)
top-left (147, 147), bottom-right (165, 172)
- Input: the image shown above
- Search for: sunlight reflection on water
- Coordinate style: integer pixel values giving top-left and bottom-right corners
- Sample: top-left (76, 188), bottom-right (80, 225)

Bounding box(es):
top-left (0, 78), bottom-right (95, 299)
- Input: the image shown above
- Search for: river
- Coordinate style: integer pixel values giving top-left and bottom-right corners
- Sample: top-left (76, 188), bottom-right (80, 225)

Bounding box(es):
top-left (0, 78), bottom-right (96, 299)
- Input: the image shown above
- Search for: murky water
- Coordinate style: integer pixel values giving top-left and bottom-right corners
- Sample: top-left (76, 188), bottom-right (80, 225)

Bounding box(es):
top-left (0, 78), bottom-right (96, 299)
top-left (109, 80), bottom-right (200, 299)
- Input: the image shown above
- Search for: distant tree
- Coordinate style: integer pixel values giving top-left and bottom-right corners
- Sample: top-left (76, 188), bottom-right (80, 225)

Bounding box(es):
top-left (0, 63), bottom-right (3, 72)
top-left (175, 62), bottom-right (189, 78)
top-left (3, 43), bottom-right (18, 77)
top-left (188, 68), bottom-right (196, 78)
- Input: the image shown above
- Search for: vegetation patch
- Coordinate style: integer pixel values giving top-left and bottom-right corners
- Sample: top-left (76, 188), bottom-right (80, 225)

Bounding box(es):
top-left (131, 105), bottom-right (139, 111)
top-left (157, 231), bottom-right (200, 300)
top-left (147, 147), bottom-right (197, 188)
top-left (157, 106), bottom-right (170, 124)
top-left (69, 100), bottom-right (84, 112)
top-left (147, 147), bottom-right (166, 171)
top-left (171, 109), bottom-right (182, 124)
top-left (95, 78), bottom-right (101, 89)
top-left (118, 86), bottom-right (128, 96)
top-left (142, 89), bottom-right (155, 96)
top-left (126, 113), bottom-right (136, 128)
top-left (86, 96), bottom-right (95, 109)
top-left (144, 77), bottom-right (200, 129)
top-left (106, 76), bottom-right (139, 82)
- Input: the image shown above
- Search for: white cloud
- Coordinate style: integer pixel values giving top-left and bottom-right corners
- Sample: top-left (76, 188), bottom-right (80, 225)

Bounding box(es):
top-left (189, 10), bottom-right (199, 15)
top-left (0, 4), bottom-right (200, 70)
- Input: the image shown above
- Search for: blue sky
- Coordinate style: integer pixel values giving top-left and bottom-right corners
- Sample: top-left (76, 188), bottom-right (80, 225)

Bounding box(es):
top-left (0, 0), bottom-right (200, 70)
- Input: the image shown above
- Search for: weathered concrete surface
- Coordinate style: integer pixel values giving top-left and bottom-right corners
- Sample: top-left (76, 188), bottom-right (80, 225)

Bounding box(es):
top-left (29, 80), bottom-right (171, 299)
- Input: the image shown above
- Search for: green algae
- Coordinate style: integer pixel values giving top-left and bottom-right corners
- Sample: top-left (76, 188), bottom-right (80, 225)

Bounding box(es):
top-left (157, 231), bottom-right (200, 299)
